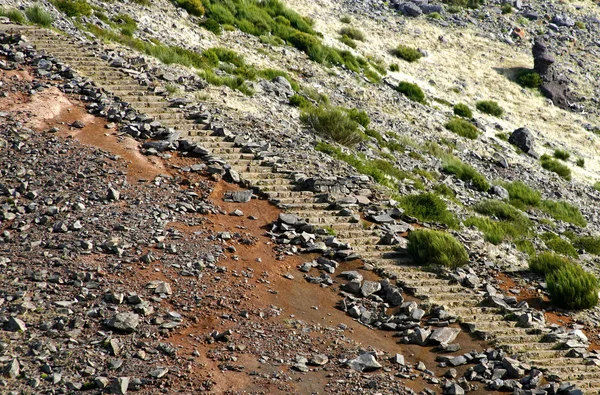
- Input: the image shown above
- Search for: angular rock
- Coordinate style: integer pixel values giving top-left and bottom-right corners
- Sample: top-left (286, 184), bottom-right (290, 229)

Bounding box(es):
top-left (508, 128), bottom-right (535, 153)
top-left (347, 353), bottom-right (382, 372)
top-left (429, 327), bottom-right (461, 345)
top-left (108, 312), bottom-right (140, 333)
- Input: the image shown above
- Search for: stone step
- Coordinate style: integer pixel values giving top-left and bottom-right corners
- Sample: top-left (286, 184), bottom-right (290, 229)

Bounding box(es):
top-left (196, 141), bottom-right (234, 148)
top-left (561, 370), bottom-right (600, 381)
top-left (241, 172), bottom-right (294, 180)
top-left (187, 128), bottom-right (216, 136)
top-left (334, 229), bottom-right (380, 238)
top-left (231, 165), bottom-right (274, 173)
top-left (444, 306), bottom-right (502, 320)
top-left (280, 202), bottom-right (334, 210)
top-left (263, 191), bottom-right (315, 199)
top-left (256, 184), bottom-right (307, 193)
top-left (567, 379), bottom-right (600, 392)
top-left (530, 358), bottom-right (597, 370)
top-left (352, 244), bottom-right (400, 253)
top-left (498, 342), bottom-right (557, 353)
top-left (142, 112), bottom-right (186, 121)
top-left (285, 209), bottom-right (355, 219)
top-left (301, 216), bottom-right (359, 226)
top-left (493, 333), bottom-right (547, 344)
top-left (243, 179), bottom-right (295, 188)
top-left (340, 236), bottom-right (382, 246)
top-left (408, 284), bottom-right (466, 294)
top-left (209, 153), bottom-right (255, 160)
top-left (270, 196), bottom-right (323, 204)
top-left (476, 327), bottom-right (543, 339)
top-left (465, 320), bottom-right (519, 332)
top-left (517, 349), bottom-right (569, 359)
top-left (127, 101), bottom-right (169, 109)
top-left (358, 250), bottom-right (405, 259)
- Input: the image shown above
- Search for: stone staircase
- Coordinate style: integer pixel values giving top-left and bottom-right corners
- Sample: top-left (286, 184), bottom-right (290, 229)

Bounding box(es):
top-left (3, 24), bottom-right (599, 394)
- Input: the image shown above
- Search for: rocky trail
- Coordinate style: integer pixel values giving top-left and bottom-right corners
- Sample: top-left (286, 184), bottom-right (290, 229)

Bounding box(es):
top-left (1, 1), bottom-right (600, 394)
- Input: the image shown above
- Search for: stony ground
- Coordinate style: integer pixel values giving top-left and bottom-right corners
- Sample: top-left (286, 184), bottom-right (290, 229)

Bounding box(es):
top-left (0, 65), bottom-right (508, 395)
top-left (2, 0), bottom-right (600, 393)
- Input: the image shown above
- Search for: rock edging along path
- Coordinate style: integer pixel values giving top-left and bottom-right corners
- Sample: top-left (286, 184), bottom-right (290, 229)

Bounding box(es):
top-left (3, 23), bottom-right (600, 393)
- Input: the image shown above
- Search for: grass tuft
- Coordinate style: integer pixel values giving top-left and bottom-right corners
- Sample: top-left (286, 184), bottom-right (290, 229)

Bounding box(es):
top-left (339, 26), bottom-right (365, 41)
top-left (540, 199), bottom-right (586, 227)
top-left (476, 100), bottom-right (504, 117)
top-left (0, 8), bottom-right (27, 24)
top-left (553, 149), bottom-right (570, 160)
top-left (174, 0), bottom-right (205, 16)
top-left (453, 103), bottom-right (472, 118)
top-left (396, 81), bottom-right (425, 103)
top-left (540, 154), bottom-right (572, 181)
top-left (400, 193), bottom-right (457, 227)
top-left (392, 45), bottom-right (422, 62)
top-left (516, 69), bottom-right (542, 89)
top-left (301, 106), bottom-right (363, 147)
top-left (442, 156), bottom-right (490, 192)
top-left (407, 230), bottom-right (469, 268)
top-left (500, 180), bottom-right (541, 209)
top-left (541, 232), bottom-right (578, 258)
top-left (52, 0), bottom-right (92, 17)
top-left (445, 117), bottom-right (479, 139)
top-left (547, 264), bottom-right (598, 310)
top-left (25, 5), bottom-right (54, 27)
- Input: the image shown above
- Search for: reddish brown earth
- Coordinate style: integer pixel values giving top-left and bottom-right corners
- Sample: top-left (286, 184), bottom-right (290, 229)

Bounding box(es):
top-left (1, 66), bottom-right (507, 394)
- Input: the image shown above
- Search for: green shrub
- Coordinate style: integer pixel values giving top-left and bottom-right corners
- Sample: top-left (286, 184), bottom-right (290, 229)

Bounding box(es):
top-left (540, 155), bottom-right (572, 181)
top-left (466, 200), bottom-right (531, 245)
top-left (289, 94), bottom-right (310, 108)
top-left (433, 183), bottom-right (456, 199)
top-left (339, 35), bottom-right (357, 49)
top-left (546, 264), bottom-right (598, 310)
top-left (113, 14), bottom-right (137, 36)
top-left (392, 45), bottom-right (422, 62)
top-left (400, 193), bottom-right (457, 227)
top-left (516, 239), bottom-right (535, 255)
top-left (442, 156), bottom-right (490, 192)
top-left (52, 0), bottom-right (92, 17)
top-left (396, 81), bottom-right (425, 103)
top-left (443, 0), bottom-right (481, 8)
top-left (0, 8), bottom-right (27, 24)
top-left (529, 252), bottom-right (570, 275)
top-left (25, 5), bottom-right (53, 26)
top-left (427, 12), bottom-right (442, 19)
top-left (339, 26), bottom-right (365, 41)
top-left (316, 142), bottom-right (423, 190)
top-left (573, 236), bottom-right (600, 255)
top-left (541, 233), bottom-right (578, 258)
top-left (553, 149), bottom-right (570, 160)
top-left (453, 103), bottom-right (472, 118)
top-left (476, 100), bottom-right (504, 117)
top-left (389, 63), bottom-right (399, 72)
top-left (407, 230), bottom-right (469, 268)
top-left (464, 216), bottom-right (525, 245)
top-left (576, 158), bottom-right (585, 167)
top-left (445, 117), bottom-right (479, 139)
top-left (340, 15), bottom-right (351, 23)
top-left (500, 180), bottom-right (541, 208)
top-left (517, 70), bottom-right (542, 89)
top-left (594, 182), bottom-right (600, 192)
top-left (301, 106), bottom-right (363, 147)
top-left (174, 0), bottom-right (205, 16)
top-left (203, 18), bottom-right (222, 35)
top-left (474, 200), bottom-right (526, 222)
top-left (346, 108), bottom-right (370, 128)
top-left (501, 3), bottom-right (512, 13)
top-left (540, 200), bottom-right (586, 227)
